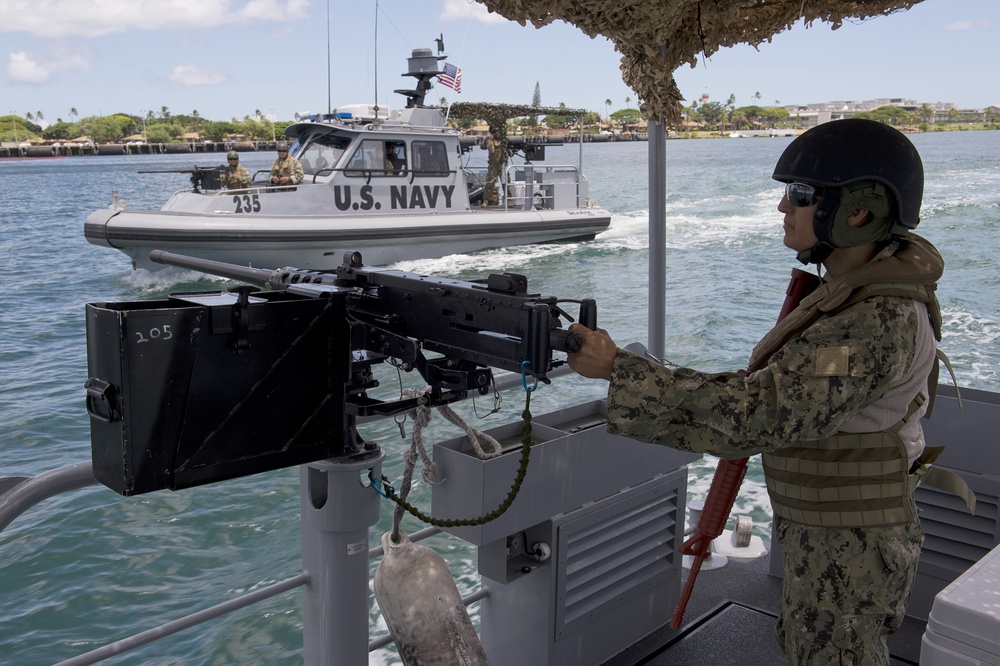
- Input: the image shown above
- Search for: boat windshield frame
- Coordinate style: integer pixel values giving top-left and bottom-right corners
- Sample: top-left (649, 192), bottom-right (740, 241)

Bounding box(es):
top-left (294, 129), bottom-right (353, 178)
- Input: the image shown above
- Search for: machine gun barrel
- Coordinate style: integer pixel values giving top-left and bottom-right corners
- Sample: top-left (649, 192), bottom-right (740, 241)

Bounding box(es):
top-left (137, 168), bottom-right (204, 174)
top-left (148, 250), bottom-right (592, 379)
top-left (149, 250), bottom-right (280, 286)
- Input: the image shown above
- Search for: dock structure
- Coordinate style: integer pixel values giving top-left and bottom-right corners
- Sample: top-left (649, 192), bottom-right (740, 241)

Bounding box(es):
top-left (0, 140), bottom-right (290, 159)
top-left (1, 133), bottom-right (648, 159)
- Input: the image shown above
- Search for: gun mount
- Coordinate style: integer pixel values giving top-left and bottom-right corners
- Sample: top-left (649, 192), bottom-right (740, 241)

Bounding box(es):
top-left (85, 250), bottom-right (595, 496)
top-left (137, 165), bottom-right (225, 192)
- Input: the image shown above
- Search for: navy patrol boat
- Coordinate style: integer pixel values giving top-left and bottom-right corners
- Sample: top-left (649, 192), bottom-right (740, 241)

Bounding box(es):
top-left (83, 48), bottom-right (611, 272)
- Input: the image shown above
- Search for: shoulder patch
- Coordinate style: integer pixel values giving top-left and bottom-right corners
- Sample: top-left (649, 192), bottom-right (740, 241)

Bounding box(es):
top-left (814, 346), bottom-right (851, 376)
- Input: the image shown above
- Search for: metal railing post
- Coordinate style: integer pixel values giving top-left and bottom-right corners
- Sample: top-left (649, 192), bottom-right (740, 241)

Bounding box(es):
top-left (300, 452), bottom-right (385, 665)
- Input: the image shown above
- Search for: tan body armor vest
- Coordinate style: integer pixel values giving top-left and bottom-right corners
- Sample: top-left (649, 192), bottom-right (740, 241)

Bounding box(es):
top-left (754, 236), bottom-right (959, 528)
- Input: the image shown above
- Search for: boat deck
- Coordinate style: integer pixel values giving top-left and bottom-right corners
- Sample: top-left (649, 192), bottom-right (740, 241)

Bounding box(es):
top-left (604, 553), bottom-right (926, 666)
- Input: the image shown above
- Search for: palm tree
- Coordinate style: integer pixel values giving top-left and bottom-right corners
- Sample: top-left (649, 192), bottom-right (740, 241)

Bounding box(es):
top-left (25, 112), bottom-right (34, 122)
top-left (36, 111), bottom-right (44, 122)
top-left (160, 105), bottom-right (170, 119)
top-left (918, 104), bottom-right (933, 125)
top-left (69, 107), bottom-right (78, 120)
top-left (604, 98), bottom-right (612, 125)
top-left (625, 96), bottom-right (631, 110)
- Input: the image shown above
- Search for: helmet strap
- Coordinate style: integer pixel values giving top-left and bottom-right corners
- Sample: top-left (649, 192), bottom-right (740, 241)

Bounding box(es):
top-left (797, 189), bottom-right (841, 265)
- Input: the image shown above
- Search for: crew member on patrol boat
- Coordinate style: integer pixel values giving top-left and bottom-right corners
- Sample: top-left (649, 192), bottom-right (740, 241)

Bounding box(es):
top-left (269, 142), bottom-right (303, 186)
top-left (221, 150), bottom-right (251, 190)
top-left (568, 119), bottom-right (967, 664)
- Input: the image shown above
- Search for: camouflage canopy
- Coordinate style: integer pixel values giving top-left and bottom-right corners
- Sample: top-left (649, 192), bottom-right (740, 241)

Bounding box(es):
top-left (449, 102), bottom-right (591, 128)
top-left (477, 0), bottom-right (925, 125)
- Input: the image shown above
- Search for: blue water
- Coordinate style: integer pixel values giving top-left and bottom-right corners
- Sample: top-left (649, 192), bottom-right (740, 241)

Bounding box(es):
top-left (1, 132), bottom-right (998, 664)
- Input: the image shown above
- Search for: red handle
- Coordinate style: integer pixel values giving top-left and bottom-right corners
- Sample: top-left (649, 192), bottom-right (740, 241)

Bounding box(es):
top-left (670, 268), bottom-right (818, 630)
top-left (670, 458), bottom-right (748, 629)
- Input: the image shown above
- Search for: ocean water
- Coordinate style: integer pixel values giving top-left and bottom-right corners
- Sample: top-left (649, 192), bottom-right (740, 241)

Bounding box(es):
top-left (1, 131), bottom-right (997, 664)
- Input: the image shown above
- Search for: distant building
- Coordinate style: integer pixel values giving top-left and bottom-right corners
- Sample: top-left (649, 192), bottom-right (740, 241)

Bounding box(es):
top-left (775, 98), bottom-right (995, 127)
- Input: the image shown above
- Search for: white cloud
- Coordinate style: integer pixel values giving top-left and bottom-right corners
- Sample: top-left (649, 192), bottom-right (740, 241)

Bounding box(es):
top-left (0, 0), bottom-right (309, 38)
top-left (6, 44), bottom-right (94, 84)
top-left (8, 51), bottom-right (49, 83)
top-left (943, 20), bottom-right (992, 32)
top-left (240, 0), bottom-right (309, 21)
top-left (440, 0), bottom-right (509, 25)
top-left (168, 64), bottom-right (227, 86)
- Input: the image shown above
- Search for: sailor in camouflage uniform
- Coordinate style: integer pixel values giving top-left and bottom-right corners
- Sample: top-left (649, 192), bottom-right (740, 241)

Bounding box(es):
top-left (222, 150), bottom-right (251, 190)
top-left (569, 119), bottom-right (948, 665)
top-left (269, 141), bottom-right (304, 186)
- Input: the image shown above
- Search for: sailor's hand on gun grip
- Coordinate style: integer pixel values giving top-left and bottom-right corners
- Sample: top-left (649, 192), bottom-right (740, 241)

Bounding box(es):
top-left (566, 324), bottom-right (617, 381)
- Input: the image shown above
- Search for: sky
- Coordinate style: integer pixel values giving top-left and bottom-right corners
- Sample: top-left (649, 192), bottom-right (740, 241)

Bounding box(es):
top-left (1, 0), bottom-right (998, 125)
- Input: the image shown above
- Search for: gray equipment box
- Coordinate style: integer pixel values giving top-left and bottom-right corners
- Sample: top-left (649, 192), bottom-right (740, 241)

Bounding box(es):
top-left (921, 542), bottom-right (1000, 664)
top-left (432, 399), bottom-right (700, 666)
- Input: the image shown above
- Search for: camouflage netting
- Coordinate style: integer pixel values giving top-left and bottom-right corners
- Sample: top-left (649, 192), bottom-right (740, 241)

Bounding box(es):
top-left (449, 102), bottom-right (590, 128)
top-left (477, 0), bottom-right (924, 126)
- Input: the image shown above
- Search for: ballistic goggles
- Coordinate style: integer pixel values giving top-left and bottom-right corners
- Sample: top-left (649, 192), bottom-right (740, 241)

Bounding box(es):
top-left (785, 182), bottom-right (824, 208)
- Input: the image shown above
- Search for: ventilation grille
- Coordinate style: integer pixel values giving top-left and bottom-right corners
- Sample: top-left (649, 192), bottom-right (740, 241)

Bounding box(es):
top-left (915, 477), bottom-right (1000, 581)
top-left (555, 481), bottom-right (680, 639)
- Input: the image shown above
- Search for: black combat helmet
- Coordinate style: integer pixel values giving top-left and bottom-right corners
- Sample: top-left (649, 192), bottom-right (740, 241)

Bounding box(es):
top-left (772, 118), bottom-right (924, 239)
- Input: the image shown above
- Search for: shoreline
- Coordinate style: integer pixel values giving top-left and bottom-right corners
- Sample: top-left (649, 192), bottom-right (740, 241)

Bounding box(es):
top-left (4, 125), bottom-right (997, 160)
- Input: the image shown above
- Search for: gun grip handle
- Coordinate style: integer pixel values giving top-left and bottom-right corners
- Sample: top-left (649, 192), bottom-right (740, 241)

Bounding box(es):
top-left (580, 299), bottom-right (597, 330)
top-left (565, 332), bottom-right (583, 353)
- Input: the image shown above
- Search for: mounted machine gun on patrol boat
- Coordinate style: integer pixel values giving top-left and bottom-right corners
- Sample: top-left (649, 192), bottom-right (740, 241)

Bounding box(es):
top-left (137, 165), bottom-right (227, 193)
top-left (84, 249), bottom-right (595, 496)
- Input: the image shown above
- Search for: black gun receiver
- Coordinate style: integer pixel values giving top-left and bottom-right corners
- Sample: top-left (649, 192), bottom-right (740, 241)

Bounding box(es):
top-left (84, 250), bottom-right (595, 496)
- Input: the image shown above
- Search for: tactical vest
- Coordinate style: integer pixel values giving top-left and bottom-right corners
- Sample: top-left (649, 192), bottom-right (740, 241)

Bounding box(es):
top-left (753, 236), bottom-right (972, 528)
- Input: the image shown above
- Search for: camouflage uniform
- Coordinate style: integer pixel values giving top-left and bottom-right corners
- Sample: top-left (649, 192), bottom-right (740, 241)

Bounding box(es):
top-left (606, 236), bottom-right (942, 664)
top-left (222, 163), bottom-right (251, 190)
top-left (270, 154), bottom-right (304, 185)
top-left (481, 132), bottom-right (505, 206)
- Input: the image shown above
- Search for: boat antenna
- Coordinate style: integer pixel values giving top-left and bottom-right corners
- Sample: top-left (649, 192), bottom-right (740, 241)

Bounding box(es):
top-left (372, 0), bottom-right (380, 119)
top-left (327, 0), bottom-right (332, 114)
top-left (443, 17), bottom-right (472, 124)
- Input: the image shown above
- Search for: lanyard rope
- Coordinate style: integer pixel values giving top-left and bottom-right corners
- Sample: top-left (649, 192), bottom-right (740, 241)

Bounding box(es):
top-left (376, 387), bottom-right (535, 540)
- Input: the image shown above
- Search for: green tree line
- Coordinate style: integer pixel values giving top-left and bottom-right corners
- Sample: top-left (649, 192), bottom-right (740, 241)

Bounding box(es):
top-left (0, 111), bottom-right (294, 144)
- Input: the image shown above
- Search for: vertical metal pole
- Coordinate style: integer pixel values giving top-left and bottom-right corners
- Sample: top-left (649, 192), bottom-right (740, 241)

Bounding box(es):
top-left (647, 119), bottom-right (667, 359)
top-left (300, 452), bottom-right (385, 665)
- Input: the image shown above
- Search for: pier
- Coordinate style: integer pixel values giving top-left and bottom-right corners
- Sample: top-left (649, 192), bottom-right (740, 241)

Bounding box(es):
top-left (0, 139), bottom-right (292, 159)
top-left (1, 133), bottom-right (648, 160)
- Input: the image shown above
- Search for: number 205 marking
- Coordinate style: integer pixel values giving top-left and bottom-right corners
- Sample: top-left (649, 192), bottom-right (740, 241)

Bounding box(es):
top-left (135, 325), bottom-right (173, 344)
top-left (233, 193), bottom-right (261, 213)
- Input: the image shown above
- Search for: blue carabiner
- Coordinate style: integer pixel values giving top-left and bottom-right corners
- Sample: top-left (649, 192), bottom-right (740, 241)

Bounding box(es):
top-left (371, 477), bottom-right (392, 499)
top-left (521, 360), bottom-right (538, 393)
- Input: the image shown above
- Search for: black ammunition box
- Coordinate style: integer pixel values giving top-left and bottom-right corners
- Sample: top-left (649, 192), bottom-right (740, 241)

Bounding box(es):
top-left (85, 290), bottom-right (345, 495)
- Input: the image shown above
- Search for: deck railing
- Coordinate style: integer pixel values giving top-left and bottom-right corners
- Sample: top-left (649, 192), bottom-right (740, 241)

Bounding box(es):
top-left (0, 460), bottom-right (489, 665)
top-left (0, 369), bottom-right (552, 664)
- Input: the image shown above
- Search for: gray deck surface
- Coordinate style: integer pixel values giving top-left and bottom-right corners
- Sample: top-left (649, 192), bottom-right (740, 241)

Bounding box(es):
top-left (603, 553), bottom-right (926, 665)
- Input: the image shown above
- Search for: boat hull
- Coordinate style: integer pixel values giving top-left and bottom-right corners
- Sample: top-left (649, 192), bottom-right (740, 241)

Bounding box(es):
top-left (84, 207), bottom-right (612, 271)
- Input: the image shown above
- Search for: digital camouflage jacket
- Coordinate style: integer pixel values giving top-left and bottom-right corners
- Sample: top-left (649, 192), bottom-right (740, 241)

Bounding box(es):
top-left (605, 235), bottom-right (944, 465)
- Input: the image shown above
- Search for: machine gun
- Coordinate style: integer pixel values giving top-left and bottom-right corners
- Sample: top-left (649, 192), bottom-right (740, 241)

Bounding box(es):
top-left (137, 165), bottom-right (225, 192)
top-left (84, 250), bottom-right (595, 496)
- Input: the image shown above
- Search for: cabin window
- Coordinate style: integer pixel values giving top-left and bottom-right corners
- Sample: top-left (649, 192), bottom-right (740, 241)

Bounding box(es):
top-left (345, 140), bottom-right (407, 177)
top-left (412, 141), bottom-right (450, 176)
top-left (299, 133), bottom-right (351, 177)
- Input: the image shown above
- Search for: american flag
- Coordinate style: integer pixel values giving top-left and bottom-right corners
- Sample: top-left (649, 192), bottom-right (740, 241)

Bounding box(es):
top-left (440, 62), bottom-right (462, 93)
